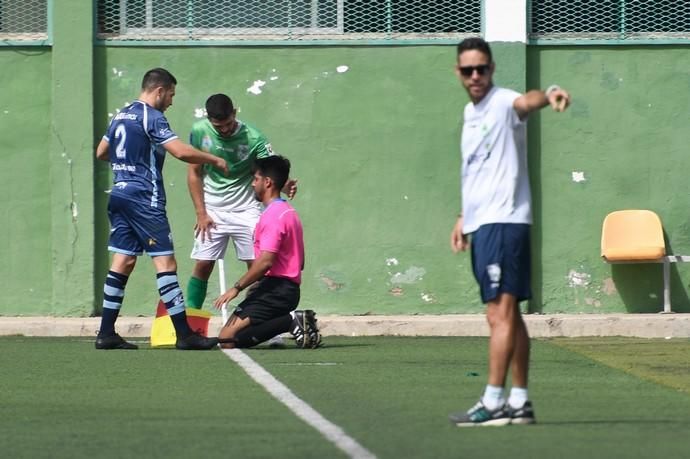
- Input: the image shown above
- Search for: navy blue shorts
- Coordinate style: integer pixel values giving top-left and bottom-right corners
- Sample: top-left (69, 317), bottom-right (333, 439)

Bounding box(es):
top-left (107, 194), bottom-right (174, 256)
top-left (234, 276), bottom-right (300, 324)
top-left (470, 223), bottom-right (532, 304)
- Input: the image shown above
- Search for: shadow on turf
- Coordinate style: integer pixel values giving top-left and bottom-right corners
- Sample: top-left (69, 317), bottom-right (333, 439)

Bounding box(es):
top-left (538, 419), bottom-right (686, 425)
top-left (77, 338), bottom-right (373, 350)
top-left (248, 342), bottom-right (374, 350)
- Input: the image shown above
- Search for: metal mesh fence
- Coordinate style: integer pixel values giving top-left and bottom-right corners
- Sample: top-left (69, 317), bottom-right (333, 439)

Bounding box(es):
top-left (96, 0), bottom-right (481, 44)
top-left (529, 0), bottom-right (690, 43)
top-left (0, 0), bottom-right (48, 43)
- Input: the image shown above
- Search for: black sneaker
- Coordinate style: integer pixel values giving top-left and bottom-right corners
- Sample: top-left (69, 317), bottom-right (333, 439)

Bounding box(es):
top-left (509, 400), bottom-right (536, 425)
top-left (175, 332), bottom-right (219, 350)
top-left (290, 310), bottom-right (322, 349)
top-left (449, 400), bottom-right (511, 427)
top-left (290, 311), bottom-right (308, 348)
top-left (303, 310), bottom-right (322, 349)
top-left (95, 332), bottom-right (138, 350)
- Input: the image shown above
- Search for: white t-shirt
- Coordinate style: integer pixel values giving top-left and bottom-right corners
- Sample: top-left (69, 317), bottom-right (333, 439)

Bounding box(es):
top-left (460, 86), bottom-right (532, 234)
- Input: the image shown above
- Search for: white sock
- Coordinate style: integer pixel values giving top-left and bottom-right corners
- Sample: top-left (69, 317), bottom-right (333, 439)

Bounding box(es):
top-left (508, 387), bottom-right (528, 408)
top-left (481, 385), bottom-right (505, 410)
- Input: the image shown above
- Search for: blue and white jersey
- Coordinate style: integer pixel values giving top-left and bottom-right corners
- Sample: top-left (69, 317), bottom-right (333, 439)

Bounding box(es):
top-left (102, 100), bottom-right (178, 209)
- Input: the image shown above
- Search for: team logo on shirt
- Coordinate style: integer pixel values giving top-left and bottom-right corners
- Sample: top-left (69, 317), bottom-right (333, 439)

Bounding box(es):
top-left (265, 143), bottom-right (274, 155)
top-left (201, 135), bottom-right (213, 152)
top-left (237, 145), bottom-right (250, 161)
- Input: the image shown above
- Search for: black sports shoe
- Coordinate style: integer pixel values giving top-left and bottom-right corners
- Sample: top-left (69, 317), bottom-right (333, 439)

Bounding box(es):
top-left (449, 400), bottom-right (511, 427)
top-left (175, 332), bottom-right (219, 350)
top-left (290, 311), bottom-right (308, 348)
top-left (290, 310), bottom-right (322, 349)
top-left (304, 311), bottom-right (322, 349)
top-left (509, 400), bottom-right (536, 425)
top-left (95, 332), bottom-right (138, 350)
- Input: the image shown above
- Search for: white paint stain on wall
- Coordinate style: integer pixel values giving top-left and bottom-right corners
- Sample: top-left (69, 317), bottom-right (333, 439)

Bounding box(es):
top-left (194, 108), bottom-right (206, 118)
top-left (567, 269), bottom-right (591, 287)
top-left (385, 258), bottom-right (399, 266)
top-left (270, 76), bottom-right (279, 81)
top-left (390, 266), bottom-right (426, 284)
top-left (247, 80), bottom-right (266, 95)
top-left (336, 65), bottom-right (349, 73)
top-left (572, 171), bottom-right (586, 183)
top-left (421, 292), bottom-right (435, 303)
top-left (112, 67), bottom-right (124, 77)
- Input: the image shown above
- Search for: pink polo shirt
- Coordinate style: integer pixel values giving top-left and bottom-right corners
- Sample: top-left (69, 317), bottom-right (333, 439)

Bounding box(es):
top-left (254, 199), bottom-right (304, 284)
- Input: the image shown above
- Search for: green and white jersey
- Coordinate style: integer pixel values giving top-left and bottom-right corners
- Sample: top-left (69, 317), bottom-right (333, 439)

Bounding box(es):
top-left (190, 119), bottom-right (272, 210)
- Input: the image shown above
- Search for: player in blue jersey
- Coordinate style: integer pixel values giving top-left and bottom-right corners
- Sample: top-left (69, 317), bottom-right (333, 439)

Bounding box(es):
top-left (95, 67), bottom-right (229, 350)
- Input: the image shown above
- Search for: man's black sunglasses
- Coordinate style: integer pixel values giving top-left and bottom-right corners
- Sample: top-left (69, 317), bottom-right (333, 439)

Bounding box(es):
top-left (459, 65), bottom-right (490, 77)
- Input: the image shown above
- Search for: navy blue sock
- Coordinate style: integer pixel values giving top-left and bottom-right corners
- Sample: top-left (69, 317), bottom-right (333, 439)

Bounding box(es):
top-left (98, 270), bottom-right (129, 336)
top-left (157, 271), bottom-right (192, 338)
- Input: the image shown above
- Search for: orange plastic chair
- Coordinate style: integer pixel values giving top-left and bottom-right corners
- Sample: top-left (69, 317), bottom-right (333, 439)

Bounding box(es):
top-left (601, 210), bottom-right (686, 313)
top-left (601, 210), bottom-right (666, 262)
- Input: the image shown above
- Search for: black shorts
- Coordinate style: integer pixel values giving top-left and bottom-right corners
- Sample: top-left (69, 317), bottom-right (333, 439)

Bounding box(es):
top-left (470, 223), bottom-right (532, 304)
top-left (233, 276), bottom-right (300, 324)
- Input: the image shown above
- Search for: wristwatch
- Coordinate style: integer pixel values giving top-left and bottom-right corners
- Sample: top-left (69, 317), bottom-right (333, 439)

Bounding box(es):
top-left (233, 281), bottom-right (243, 291)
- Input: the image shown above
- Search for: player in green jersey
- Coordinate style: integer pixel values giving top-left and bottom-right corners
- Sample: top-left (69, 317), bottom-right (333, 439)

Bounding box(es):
top-left (186, 94), bottom-right (297, 320)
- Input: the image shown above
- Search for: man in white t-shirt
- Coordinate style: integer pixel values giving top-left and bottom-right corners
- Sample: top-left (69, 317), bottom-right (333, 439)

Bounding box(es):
top-left (448, 37), bottom-right (570, 427)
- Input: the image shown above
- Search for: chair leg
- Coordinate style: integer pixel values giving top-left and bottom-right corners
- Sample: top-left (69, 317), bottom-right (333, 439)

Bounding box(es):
top-left (662, 258), bottom-right (672, 313)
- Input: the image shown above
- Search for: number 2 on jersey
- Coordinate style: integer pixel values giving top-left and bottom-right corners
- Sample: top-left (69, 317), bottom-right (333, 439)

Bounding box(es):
top-left (114, 124), bottom-right (127, 159)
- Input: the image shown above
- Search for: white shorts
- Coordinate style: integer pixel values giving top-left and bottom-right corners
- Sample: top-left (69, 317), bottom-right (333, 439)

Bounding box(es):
top-left (190, 206), bottom-right (261, 261)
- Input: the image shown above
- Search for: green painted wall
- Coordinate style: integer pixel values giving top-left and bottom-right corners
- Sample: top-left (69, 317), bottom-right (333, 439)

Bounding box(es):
top-left (93, 45), bottom-right (500, 315)
top-left (2, 0), bottom-right (689, 317)
top-left (50, 0), bottom-right (95, 316)
top-left (0, 48), bottom-right (53, 313)
top-left (527, 46), bottom-right (690, 313)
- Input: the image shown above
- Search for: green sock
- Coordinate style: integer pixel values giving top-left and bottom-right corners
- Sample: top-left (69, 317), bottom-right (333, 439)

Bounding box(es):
top-left (186, 276), bottom-right (208, 309)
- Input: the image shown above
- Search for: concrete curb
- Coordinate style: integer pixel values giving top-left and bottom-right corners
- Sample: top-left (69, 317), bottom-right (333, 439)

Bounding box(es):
top-left (1, 314), bottom-right (688, 338)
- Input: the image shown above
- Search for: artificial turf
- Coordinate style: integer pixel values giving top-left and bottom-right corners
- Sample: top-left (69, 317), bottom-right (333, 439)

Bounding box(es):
top-left (2, 336), bottom-right (688, 459)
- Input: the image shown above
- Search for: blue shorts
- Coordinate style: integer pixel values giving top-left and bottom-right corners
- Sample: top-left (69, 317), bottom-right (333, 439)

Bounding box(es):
top-left (470, 223), bottom-right (532, 304)
top-left (107, 194), bottom-right (174, 256)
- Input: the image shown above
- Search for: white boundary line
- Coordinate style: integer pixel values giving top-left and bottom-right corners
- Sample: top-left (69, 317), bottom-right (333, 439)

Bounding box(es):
top-left (221, 348), bottom-right (376, 459)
